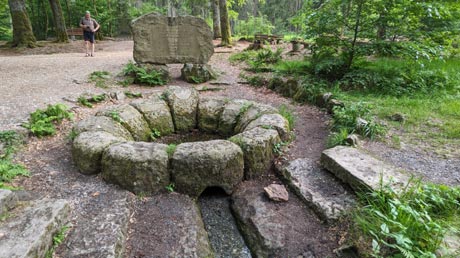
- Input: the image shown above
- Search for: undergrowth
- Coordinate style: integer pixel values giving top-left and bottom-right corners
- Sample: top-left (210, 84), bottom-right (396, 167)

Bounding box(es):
top-left (77, 94), bottom-right (106, 108)
top-left (22, 104), bottom-right (73, 137)
top-left (0, 131), bottom-right (29, 189)
top-left (89, 71), bottom-right (111, 88)
top-left (123, 61), bottom-right (167, 86)
top-left (354, 179), bottom-right (460, 257)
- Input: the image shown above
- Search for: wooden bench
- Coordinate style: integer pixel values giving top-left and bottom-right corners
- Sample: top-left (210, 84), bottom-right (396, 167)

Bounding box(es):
top-left (66, 28), bottom-right (83, 40)
top-left (254, 34), bottom-right (284, 45)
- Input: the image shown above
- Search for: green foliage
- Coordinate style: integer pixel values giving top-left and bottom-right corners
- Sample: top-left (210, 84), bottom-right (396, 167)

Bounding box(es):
top-left (89, 71), bottom-right (111, 88)
top-left (23, 104), bottom-right (73, 137)
top-left (273, 141), bottom-right (288, 156)
top-left (241, 74), bottom-right (267, 87)
top-left (0, 1), bottom-right (11, 40)
top-left (108, 111), bottom-right (123, 123)
top-left (229, 50), bottom-right (258, 64)
top-left (247, 48), bottom-right (283, 72)
top-left (77, 94), bottom-right (106, 108)
top-left (166, 144), bottom-right (177, 157)
top-left (278, 104), bottom-right (295, 130)
top-left (127, 2), bottom-right (166, 18)
top-left (0, 159), bottom-right (29, 189)
top-left (123, 61), bottom-right (167, 86)
top-left (0, 131), bottom-right (22, 159)
top-left (234, 15), bottom-right (274, 38)
top-left (326, 128), bottom-right (350, 148)
top-left (150, 129), bottom-right (161, 141)
top-left (331, 102), bottom-right (386, 140)
top-left (354, 180), bottom-right (460, 257)
top-left (124, 91), bottom-right (143, 98)
top-left (45, 225), bottom-right (70, 258)
top-left (274, 60), bottom-right (311, 77)
top-left (165, 183), bottom-right (175, 193)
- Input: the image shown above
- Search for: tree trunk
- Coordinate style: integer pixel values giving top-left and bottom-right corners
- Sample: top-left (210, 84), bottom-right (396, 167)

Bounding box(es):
top-left (48, 0), bottom-right (68, 42)
top-left (219, 0), bottom-right (231, 46)
top-left (8, 0), bottom-right (36, 47)
top-left (211, 0), bottom-right (221, 39)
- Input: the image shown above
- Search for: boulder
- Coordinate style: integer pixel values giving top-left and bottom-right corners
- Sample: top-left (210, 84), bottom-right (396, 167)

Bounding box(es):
top-left (163, 86), bottom-right (199, 132)
top-left (245, 113), bottom-right (291, 141)
top-left (321, 146), bottom-right (411, 192)
top-left (234, 103), bottom-right (278, 134)
top-left (218, 99), bottom-right (253, 136)
top-left (72, 116), bottom-right (134, 141)
top-left (131, 14), bottom-right (214, 64)
top-left (181, 64), bottom-right (216, 83)
top-left (171, 140), bottom-right (244, 197)
top-left (230, 127), bottom-right (280, 179)
top-left (72, 131), bottom-right (125, 175)
top-left (102, 142), bottom-right (170, 195)
top-left (198, 97), bottom-right (227, 133)
top-left (0, 189), bottom-right (17, 216)
top-left (97, 104), bottom-right (151, 142)
top-left (130, 96), bottom-right (175, 136)
top-left (264, 184), bottom-right (289, 202)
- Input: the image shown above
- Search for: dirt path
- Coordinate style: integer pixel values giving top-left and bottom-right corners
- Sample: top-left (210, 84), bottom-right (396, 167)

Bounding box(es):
top-left (0, 40), bottom-right (133, 130)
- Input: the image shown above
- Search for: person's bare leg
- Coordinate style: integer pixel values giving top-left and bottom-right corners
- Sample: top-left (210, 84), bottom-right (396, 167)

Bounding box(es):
top-left (91, 43), bottom-right (95, 56)
top-left (85, 41), bottom-right (90, 56)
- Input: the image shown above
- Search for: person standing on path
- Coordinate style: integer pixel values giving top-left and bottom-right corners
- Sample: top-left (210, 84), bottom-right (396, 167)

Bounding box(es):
top-left (80, 11), bottom-right (100, 57)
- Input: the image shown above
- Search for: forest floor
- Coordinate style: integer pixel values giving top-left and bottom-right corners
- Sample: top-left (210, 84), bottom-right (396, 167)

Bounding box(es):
top-left (1, 39), bottom-right (458, 257)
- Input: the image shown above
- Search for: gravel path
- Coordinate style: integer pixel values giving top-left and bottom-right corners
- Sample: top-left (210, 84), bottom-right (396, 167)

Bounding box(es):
top-left (0, 41), bottom-right (133, 130)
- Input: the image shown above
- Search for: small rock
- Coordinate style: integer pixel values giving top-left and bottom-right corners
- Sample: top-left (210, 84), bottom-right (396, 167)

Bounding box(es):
top-left (327, 99), bottom-right (345, 114)
top-left (355, 118), bottom-right (368, 129)
top-left (264, 184), bottom-right (289, 202)
top-left (346, 134), bottom-right (360, 146)
top-left (389, 113), bottom-right (405, 122)
top-left (110, 91), bottom-right (126, 101)
top-left (316, 92), bottom-right (333, 108)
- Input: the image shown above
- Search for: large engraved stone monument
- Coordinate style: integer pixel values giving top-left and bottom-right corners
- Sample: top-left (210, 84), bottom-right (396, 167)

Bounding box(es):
top-left (131, 13), bottom-right (214, 72)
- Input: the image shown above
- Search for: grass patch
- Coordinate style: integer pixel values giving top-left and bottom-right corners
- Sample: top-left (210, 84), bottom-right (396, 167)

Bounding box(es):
top-left (89, 71), bottom-right (111, 88)
top-left (166, 144), bottom-right (177, 157)
top-left (22, 104), bottom-right (73, 137)
top-left (354, 179), bottom-right (460, 257)
top-left (274, 60), bottom-right (311, 77)
top-left (278, 104), bottom-right (296, 130)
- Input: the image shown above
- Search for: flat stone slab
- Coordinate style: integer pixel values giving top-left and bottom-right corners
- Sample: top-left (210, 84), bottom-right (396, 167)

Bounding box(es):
top-left (321, 146), bottom-right (411, 192)
top-left (234, 102), bottom-right (278, 134)
top-left (131, 14), bottom-right (214, 64)
top-left (125, 193), bottom-right (213, 257)
top-left (57, 191), bottom-right (131, 258)
top-left (0, 199), bottom-right (70, 258)
top-left (279, 159), bottom-right (356, 222)
top-left (0, 189), bottom-right (17, 215)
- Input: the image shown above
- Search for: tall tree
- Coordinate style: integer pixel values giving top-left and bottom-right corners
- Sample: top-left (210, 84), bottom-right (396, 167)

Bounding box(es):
top-left (219, 0), bottom-right (231, 46)
top-left (211, 0), bottom-right (221, 38)
top-left (8, 0), bottom-right (36, 47)
top-left (48, 0), bottom-right (68, 42)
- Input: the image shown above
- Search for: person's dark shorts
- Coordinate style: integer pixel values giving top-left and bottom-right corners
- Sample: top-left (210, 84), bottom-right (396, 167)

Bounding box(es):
top-left (83, 31), bottom-right (95, 43)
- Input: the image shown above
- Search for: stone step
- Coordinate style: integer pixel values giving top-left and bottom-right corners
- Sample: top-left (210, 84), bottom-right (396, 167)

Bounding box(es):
top-left (277, 159), bottom-right (356, 222)
top-left (56, 191), bottom-right (131, 258)
top-left (321, 146), bottom-right (411, 192)
top-left (0, 198), bottom-right (70, 258)
top-left (0, 189), bottom-right (17, 216)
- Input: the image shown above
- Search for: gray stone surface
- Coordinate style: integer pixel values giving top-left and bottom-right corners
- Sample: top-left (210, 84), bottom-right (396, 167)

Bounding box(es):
top-left (181, 64), bottom-right (216, 83)
top-left (436, 231), bottom-right (460, 257)
top-left (102, 142), bottom-right (170, 195)
top-left (234, 103), bottom-right (278, 134)
top-left (198, 97), bottom-right (227, 133)
top-left (321, 146), bottom-right (411, 192)
top-left (171, 140), bottom-right (244, 197)
top-left (0, 199), bottom-right (70, 258)
top-left (72, 116), bottom-right (134, 141)
top-left (230, 127), bottom-right (280, 179)
top-left (126, 193), bottom-right (213, 258)
top-left (279, 159), bottom-right (356, 222)
top-left (0, 189), bottom-right (17, 215)
top-left (264, 184), bottom-right (289, 202)
top-left (131, 14), bottom-right (214, 64)
top-left (72, 131), bottom-right (125, 175)
top-left (97, 104), bottom-right (151, 142)
top-left (58, 191), bottom-right (131, 258)
top-left (245, 113), bottom-right (291, 142)
top-left (130, 96), bottom-right (175, 136)
top-left (163, 86), bottom-right (199, 132)
top-left (218, 99), bottom-right (253, 136)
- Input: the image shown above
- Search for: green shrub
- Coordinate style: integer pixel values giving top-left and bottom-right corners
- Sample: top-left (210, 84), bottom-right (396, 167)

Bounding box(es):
top-left (0, 131), bottom-right (22, 158)
top-left (274, 60), bottom-right (311, 76)
top-left (23, 104), bottom-right (73, 137)
top-left (234, 15), bottom-right (275, 38)
top-left (0, 159), bottom-right (29, 189)
top-left (77, 94), bottom-right (106, 108)
top-left (229, 50), bottom-right (258, 64)
top-left (355, 180), bottom-right (460, 257)
top-left (247, 48), bottom-right (283, 72)
top-left (123, 61), bottom-right (167, 86)
top-left (331, 102), bottom-right (386, 140)
top-left (326, 128), bottom-right (350, 148)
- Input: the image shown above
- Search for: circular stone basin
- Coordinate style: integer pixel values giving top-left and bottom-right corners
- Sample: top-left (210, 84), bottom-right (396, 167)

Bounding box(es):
top-left (71, 86), bottom-right (291, 197)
